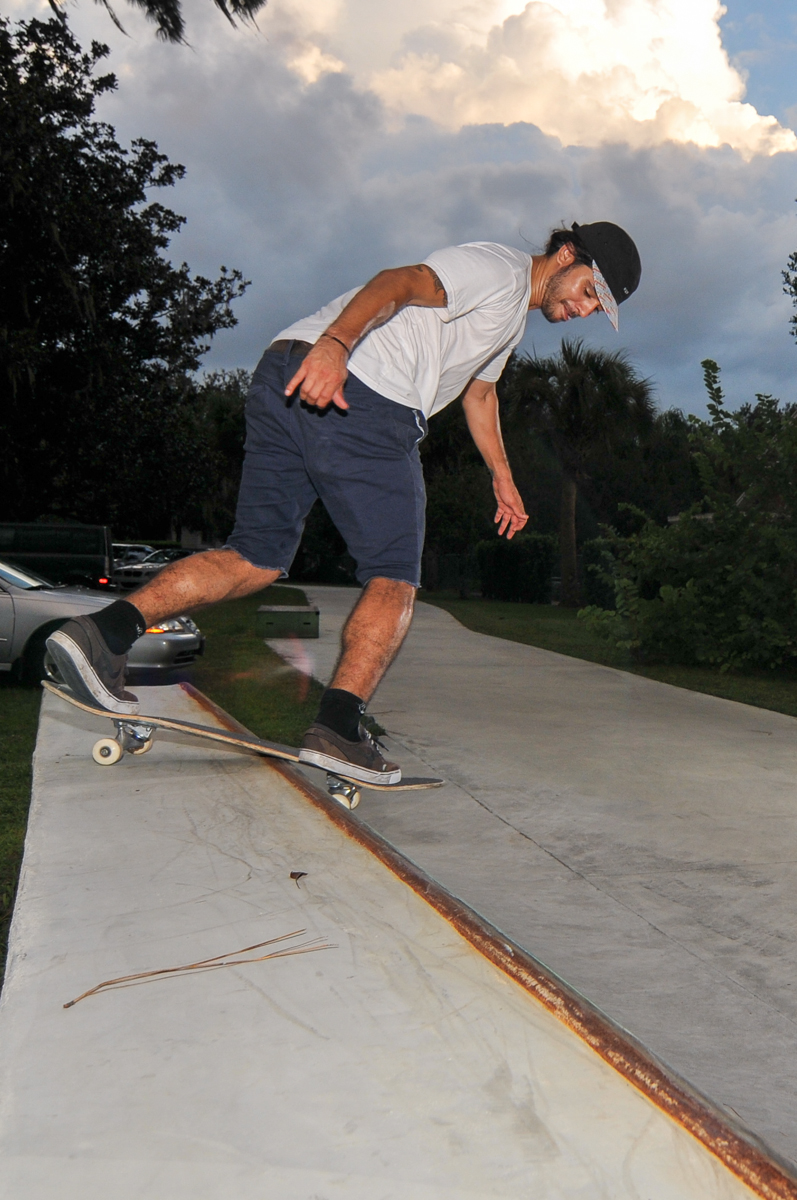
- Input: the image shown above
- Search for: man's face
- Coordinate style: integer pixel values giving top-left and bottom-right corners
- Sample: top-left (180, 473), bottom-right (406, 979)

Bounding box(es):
top-left (541, 262), bottom-right (602, 324)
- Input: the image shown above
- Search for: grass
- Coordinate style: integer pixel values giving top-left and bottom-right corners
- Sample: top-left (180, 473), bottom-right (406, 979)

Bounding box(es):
top-left (0, 678), bottom-right (41, 982)
top-left (187, 586), bottom-right (325, 746)
top-left (421, 593), bottom-right (797, 720)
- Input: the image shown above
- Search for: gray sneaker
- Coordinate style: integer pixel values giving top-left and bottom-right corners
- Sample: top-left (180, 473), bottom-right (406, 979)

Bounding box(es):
top-left (46, 617), bottom-right (140, 715)
top-left (299, 723), bottom-right (401, 785)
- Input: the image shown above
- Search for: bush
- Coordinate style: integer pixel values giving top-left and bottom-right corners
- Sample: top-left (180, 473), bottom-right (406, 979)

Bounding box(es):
top-left (580, 379), bottom-right (797, 672)
top-left (579, 505), bottom-right (797, 670)
top-left (580, 538), bottom-right (616, 609)
top-left (477, 532), bottom-right (557, 603)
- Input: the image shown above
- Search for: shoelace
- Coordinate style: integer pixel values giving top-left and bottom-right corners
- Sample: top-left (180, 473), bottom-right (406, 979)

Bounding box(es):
top-left (360, 725), bottom-right (388, 758)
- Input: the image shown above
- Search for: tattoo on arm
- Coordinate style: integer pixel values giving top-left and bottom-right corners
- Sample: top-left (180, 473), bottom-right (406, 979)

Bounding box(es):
top-left (426, 266), bottom-right (447, 302)
top-left (413, 263), bottom-right (448, 306)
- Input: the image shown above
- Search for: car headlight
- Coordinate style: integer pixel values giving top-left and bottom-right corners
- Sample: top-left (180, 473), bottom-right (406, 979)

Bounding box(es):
top-left (145, 619), bottom-right (187, 634)
top-left (179, 616), bottom-right (200, 634)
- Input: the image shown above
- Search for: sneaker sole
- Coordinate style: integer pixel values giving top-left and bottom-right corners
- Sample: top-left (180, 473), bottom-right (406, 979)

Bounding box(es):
top-left (298, 748), bottom-right (401, 786)
top-left (46, 631), bottom-right (140, 716)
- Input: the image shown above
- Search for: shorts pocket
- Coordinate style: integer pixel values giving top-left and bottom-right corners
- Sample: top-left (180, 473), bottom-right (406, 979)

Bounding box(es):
top-left (392, 408), bottom-right (427, 452)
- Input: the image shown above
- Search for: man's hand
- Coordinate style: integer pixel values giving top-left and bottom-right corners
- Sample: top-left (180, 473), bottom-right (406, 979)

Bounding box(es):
top-left (461, 378), bottom-right (528, 538)
top-left (284, 264), bottom-right (447, 412)
top-left (492, 474), bottom-right (528, 539)
top-left (285, 336), bottom-right (350, 411)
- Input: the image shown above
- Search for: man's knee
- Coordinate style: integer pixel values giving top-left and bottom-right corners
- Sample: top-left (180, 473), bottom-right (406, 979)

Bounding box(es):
top-left (219, 547), bottom-right (280, 579)
top-left (188, 547), bottom-right (276, 582)
top-left (363, 575), bottom-right (417, 593)
top-left (155, 548), bottom-right (279, 597)
top-left (358, 578), bottom-right (417, 628)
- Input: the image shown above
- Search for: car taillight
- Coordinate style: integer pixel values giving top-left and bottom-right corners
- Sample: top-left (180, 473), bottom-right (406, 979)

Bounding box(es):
top-left (99, 577), bottom-right (109, 585)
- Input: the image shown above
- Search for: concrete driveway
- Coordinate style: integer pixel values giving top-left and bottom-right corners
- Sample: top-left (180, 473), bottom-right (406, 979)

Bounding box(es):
top-left (270, 585), bottom-right (797, 1167)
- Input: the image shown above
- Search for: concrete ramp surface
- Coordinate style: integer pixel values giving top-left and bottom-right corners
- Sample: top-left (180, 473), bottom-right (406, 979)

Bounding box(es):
top-left (0, 685), bottom-right (785, 1197)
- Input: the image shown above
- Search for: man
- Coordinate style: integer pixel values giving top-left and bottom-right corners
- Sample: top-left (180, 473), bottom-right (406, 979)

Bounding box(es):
top-left (47, 221), bottom-right (641, 785)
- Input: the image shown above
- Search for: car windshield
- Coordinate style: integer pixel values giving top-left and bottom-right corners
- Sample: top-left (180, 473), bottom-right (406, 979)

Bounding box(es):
top-left (0, 558), bottom-right (56, 589)
top-left (142, 551), bottom-right (168, 563)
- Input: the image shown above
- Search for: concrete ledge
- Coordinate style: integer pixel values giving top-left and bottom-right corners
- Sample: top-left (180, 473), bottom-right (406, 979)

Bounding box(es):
top-left (0, 682), bottom-right (792, 1198)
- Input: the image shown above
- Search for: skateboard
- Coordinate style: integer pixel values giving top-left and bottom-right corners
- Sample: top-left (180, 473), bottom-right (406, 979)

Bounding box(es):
top-left (42, 680), bottom-right (443, 810)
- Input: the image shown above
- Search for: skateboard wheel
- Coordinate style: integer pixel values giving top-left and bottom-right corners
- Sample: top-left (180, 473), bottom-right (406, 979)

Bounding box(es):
top-left (327, 778), bottom-right (361, 809)
top-left (129, 738), bottom-right (153, 755)
top-left (92, 737), bottom-right (124, 766)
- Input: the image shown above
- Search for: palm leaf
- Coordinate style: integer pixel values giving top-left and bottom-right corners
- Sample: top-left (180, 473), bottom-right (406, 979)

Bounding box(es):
top-left (48, 0), bottom-right (267, 43)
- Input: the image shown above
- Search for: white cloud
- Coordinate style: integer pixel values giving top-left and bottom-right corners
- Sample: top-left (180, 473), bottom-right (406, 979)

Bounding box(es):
top-left (363, 0), bottom-right (797, 156)
top-left (286, 43), bottom-right (345, 84)
top-left (7, 0), bottom-right (797, 415)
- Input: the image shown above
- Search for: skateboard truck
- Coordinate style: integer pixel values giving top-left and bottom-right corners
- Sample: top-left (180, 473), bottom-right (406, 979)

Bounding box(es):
top-left (92, 720), bottom-right (155, 766)
top-left (325, 775), bottom-right (361, 810)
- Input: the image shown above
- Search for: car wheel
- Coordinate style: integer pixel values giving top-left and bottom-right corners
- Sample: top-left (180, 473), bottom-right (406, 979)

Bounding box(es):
top-left (21, 623), bottom-right (65, 686)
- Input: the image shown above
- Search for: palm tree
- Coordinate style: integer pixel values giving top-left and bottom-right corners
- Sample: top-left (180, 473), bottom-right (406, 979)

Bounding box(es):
top-left (48, 0), bottom-right (266, 44)
top-left (509, 340), bottom-right (655, 606)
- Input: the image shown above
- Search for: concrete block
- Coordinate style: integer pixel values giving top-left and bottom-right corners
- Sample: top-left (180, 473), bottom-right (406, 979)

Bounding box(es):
top-left (256, 604), bottom-right (319, 638)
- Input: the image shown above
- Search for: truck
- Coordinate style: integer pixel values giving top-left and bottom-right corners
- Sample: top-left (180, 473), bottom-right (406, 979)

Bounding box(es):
top-left (0, 523), bottom-right (114, 591)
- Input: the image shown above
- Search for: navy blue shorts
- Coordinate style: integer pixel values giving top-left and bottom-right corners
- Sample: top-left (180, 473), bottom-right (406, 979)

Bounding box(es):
top-left (225, 342), bottom-right (428, 587)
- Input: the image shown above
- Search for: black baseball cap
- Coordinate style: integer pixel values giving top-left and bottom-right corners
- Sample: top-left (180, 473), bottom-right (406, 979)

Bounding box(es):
top-left (572, 221), bottom-right (641, 330)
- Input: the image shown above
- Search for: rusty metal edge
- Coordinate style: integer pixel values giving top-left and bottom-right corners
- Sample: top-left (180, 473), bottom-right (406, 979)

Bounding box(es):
top-left (180, 680), bottom-right (797, 1200)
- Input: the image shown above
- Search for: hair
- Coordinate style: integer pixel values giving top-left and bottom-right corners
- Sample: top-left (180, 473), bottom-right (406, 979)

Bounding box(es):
top-left (544, 226), bottom-right (592, 267)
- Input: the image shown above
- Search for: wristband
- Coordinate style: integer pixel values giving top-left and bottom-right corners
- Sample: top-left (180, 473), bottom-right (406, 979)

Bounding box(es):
top-left (320, 333), bottom-right (351, 355)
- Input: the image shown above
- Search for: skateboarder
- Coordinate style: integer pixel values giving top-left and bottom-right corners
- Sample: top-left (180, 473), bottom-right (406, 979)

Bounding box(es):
top-left (47, 222), bottom-right (641, 786)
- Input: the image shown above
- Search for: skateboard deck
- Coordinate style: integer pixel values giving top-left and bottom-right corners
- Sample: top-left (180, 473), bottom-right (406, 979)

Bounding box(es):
top-left (42, 680), bottom-right (443, 810)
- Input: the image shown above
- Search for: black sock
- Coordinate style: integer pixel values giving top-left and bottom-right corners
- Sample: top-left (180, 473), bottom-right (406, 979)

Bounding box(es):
top-left (315, 688), bottom-right (365, 742)
top-left (91, 600), bottom-right (147, 655)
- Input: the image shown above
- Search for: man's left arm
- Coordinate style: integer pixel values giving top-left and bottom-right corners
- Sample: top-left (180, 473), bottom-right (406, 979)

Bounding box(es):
top-left (461, 379), bottom-right (528, 539)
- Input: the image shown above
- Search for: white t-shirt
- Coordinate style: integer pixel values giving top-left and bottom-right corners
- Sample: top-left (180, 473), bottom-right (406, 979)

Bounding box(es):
top-left (273, 242), bottom-right (532, 419)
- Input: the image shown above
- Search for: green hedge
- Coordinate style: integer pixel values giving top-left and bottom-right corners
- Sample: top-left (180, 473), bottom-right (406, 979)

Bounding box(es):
top-left (579, 506), bottom-right (797, 671)
top-left (477, 532), bottom-right (557, 603)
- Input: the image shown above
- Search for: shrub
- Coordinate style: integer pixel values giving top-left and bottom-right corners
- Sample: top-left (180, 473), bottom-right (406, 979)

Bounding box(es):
top-left (580, 538), bottom-right (616, 609)
top-left (477, 532), bottom-right (557, 603)
top-left (579, 504), bottom-right (797, 670)
top-left (580, 377), bottom-right (797, 672)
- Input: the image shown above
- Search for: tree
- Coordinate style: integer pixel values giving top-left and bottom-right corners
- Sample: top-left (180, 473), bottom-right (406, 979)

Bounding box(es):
top-left (508, 340), bottom-right (655, 605)
top-left (585, 406), bottom-right (702, 533)
top-left (783, 223), bottom-right (797, 347)
top-left (48, 0), bottom-right (266, 46)
top-left (581, 365), bottom-right (797, 671)
top-left (420, 401), bottom-right (497, 556)
top-left (0, 17), bottom-right (248, 533)
top-left (181, 370), bottom-right (250, 542)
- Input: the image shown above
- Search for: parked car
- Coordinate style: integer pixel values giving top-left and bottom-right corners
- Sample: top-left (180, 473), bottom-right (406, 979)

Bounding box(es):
top-left (0, 558), bottom-right (203, 684)
top-left (0, 523), bottom-right (114, 591)
top-left (112, 542), bottom-right (155, 566)
top-left (113, 548), bottom-right (195, 589)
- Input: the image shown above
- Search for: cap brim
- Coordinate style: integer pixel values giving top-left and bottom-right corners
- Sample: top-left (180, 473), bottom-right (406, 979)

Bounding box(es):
top-left (592, 262), bottom-right (619, 331)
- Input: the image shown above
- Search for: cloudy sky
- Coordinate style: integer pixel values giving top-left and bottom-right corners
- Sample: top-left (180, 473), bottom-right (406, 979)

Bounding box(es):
top-left (11, 0), bottom-right (797, 415)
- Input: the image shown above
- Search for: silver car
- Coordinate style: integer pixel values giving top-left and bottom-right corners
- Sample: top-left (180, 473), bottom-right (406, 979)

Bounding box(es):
top-left (0, 558), bottom-right (204, 684)
top-left (112, 542), bottom-right (155, 566)
top-left (113, 548), bottom-right (195, 590)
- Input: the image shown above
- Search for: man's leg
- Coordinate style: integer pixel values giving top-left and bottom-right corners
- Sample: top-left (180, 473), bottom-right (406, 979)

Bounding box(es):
top-left (45, 549), bottom-right (279, 715)
top-left (296, 377), bottom-right (426, 785)
top-left (128, 549), bottom-right (279, 625)
top-left (328, 577), bottom-right (416, 702)
top-left (299, 579), bottom-right (415, 785)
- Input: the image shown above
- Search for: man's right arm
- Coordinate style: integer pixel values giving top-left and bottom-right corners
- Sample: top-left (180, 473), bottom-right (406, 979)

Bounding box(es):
top-left (285, 264), bottom-right (447, 410)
